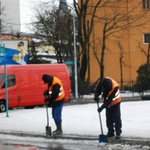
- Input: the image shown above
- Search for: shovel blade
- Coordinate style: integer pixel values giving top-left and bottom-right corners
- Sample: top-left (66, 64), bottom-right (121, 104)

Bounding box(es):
top-left (46, 126), bottom-right (52, 137)
top-left (99, 134), bottom-right (107, 143)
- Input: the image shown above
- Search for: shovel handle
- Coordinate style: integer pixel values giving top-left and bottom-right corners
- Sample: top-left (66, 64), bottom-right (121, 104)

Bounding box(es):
top-left (46, 104), bottom-right (49, 127)
top-left (97, 102), bottom-right (104, 135)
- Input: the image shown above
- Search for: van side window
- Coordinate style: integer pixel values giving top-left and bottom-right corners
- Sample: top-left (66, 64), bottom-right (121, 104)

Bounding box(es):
top-left (2, 75), bottom-right (16, 88)
top-left (8, 75), bottom-right (16, 87)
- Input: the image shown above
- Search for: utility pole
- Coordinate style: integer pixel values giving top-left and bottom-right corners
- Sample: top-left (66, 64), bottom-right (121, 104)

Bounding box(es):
top-left (73, 0), bottom-right (78, 99)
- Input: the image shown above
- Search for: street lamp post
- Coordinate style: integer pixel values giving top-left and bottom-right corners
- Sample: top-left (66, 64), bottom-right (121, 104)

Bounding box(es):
top-left (72, 1), bottom-right (78, 99)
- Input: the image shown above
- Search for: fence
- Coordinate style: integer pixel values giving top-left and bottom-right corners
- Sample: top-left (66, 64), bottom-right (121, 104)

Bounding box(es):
top-left (118, 80), bottom-right (136, 91)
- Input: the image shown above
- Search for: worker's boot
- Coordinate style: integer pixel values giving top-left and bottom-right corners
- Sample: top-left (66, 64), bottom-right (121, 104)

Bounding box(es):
top-left (52, 122), bottom-right (57, 134)
top-left (53, 122), bottom-right (63, 135)
top-left (115, 129), bottom-right (122, 139)
top-left (106, 129), bottom-right (114, 138)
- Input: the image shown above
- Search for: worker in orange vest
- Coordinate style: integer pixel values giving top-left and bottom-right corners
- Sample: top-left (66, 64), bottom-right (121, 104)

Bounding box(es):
top-left (42, 74), bottom-right (65, 135)
top-left (94, 77), bottom-right (122, 139)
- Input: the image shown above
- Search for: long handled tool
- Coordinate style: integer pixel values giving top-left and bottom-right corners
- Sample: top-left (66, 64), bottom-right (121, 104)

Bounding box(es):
top-left (97, 102), bottom-right (107, 143)
top-left (45, 104), bottom-right (52, 137)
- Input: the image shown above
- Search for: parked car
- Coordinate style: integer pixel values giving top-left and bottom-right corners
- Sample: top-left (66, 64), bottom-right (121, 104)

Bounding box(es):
top-left (141, 89), bottom-right (150, 100)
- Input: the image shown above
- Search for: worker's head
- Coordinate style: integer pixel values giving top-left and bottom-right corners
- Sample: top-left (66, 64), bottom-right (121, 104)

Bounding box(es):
top-left (101, 78), bottom-right (112, 91)
top-left (42, 74), bottom-right (53, 86)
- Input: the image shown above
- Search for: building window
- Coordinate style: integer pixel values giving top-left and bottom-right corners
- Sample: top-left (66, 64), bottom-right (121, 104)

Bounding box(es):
top-left (143, 33), bottom-right (150, 44)
top-left (143, 0), bottom-right (150, 9)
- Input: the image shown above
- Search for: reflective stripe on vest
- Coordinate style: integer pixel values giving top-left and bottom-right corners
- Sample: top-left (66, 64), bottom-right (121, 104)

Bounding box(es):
top-left (49, 86), bottom-right (63, 96)
top-left (105, 77), bottom-right (121, 108)
top-left (49, 77), bottom-right (65, 101)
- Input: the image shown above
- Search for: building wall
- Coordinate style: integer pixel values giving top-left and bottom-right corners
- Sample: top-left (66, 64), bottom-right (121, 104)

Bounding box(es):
top-left (79, 0), bottom-right (150, 84)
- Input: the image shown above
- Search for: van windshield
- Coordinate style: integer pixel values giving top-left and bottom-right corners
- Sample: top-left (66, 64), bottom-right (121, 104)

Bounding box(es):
top-left (0, 74), bottom-right (4, 84)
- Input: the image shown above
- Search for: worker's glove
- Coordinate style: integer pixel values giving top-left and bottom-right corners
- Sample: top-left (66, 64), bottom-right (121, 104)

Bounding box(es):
top-left (43, 90), bottom-right (49, 97)
top-left (97, 107), bottom-right (103, 113)
top-left (94, 97), bottom-right (99, 102)
top-left (44, 98), bottom-right (49, 103)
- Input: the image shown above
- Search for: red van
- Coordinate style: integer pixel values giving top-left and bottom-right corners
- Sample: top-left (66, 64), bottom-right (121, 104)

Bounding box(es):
top-left (0, 64), bottom-right (71, 112)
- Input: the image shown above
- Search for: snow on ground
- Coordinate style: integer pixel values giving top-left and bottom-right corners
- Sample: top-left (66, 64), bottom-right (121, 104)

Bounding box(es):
top-left (0, 92), bottom-right (149, 149)
top-left (0, 101), bottom-right (149, 138)
top-left (83, 91), bottom-right (140, 99)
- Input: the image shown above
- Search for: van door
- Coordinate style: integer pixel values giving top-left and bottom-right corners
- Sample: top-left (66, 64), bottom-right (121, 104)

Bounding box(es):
top-left (31, 72), bottom-right (47, 106)
top-left (2, 75), bottom-right (19, 108)
top-left (17, 71), bottom-right (35, 107)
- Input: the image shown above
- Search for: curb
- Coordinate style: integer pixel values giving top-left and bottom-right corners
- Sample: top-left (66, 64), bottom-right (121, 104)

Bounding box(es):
top-left (1, 131), bottom-right (150, 147)
top-left (0, 131), bottom-right (98, 141)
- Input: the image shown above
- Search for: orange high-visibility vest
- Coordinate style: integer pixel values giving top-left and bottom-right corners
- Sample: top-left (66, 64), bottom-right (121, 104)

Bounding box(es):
top-left (49, 77), bottom-right (65, 101)
top-left (105, 77), bottom-right (121, 108)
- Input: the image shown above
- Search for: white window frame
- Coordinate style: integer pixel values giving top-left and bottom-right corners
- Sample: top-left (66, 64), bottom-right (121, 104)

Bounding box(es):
top-left (143, 0), bottom-right (150, 9)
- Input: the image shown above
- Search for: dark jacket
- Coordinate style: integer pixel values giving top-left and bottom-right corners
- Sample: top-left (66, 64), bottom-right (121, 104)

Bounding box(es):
top-left (94, 77), bottom-right (121, 110)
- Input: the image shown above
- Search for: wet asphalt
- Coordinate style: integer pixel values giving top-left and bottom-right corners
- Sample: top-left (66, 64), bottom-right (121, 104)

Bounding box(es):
top-left (0, 141), bottom-right (107, 150)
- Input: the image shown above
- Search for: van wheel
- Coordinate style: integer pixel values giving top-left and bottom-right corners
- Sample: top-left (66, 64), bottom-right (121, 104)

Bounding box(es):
top-left (24, 106), bottom-right (34, 109)
top-left (0, 101), bottom-right (6, 112)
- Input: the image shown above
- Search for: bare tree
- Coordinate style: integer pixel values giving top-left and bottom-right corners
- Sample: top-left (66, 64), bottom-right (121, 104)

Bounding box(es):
top-left (31, 0), bottom-right (149, 85)
top-left (32, 0), bottom-right (74, 63)
top-left (117, 41), bottom-right (131, 90)
top-left (92, 0), bottom-right (149, 80)
top-left (0, 5), bottom-right (7, 33)
top-left (74, 0), bottom-right (102, 81)
top-left (118, 41), bottom-right (124, 90)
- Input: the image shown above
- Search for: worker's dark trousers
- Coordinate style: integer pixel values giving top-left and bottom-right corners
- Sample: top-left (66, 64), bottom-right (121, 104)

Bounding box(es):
top-left (106, 102), bottom-right (122, 135)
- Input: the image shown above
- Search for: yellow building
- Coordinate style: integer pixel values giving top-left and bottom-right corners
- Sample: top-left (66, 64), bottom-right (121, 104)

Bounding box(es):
top-left (78, 0), bottom-right (150, 86)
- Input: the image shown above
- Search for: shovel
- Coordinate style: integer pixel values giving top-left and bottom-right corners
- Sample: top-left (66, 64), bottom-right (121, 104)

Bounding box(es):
top-left (45, 104), bottom-right (52, 137)
top-left (97, 102), bottom-right (107, 143)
